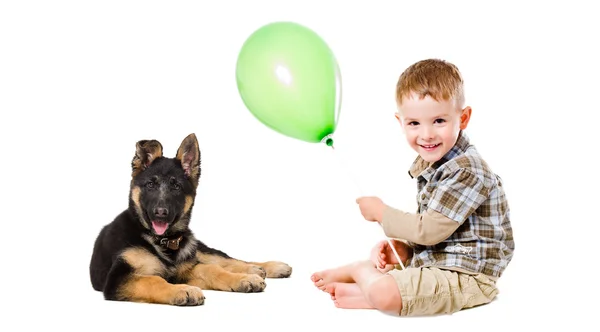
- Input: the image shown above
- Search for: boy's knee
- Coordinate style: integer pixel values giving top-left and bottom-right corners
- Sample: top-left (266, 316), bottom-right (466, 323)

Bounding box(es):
top-left (365, 275), bottom-right (402, 314)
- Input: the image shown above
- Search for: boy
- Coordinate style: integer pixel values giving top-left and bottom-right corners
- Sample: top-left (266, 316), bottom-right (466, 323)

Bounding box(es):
top-left (311, 58), bottom-right (515, 317)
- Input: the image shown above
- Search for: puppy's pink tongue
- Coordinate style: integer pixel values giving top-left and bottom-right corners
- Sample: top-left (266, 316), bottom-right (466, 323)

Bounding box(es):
top-left (152, 221), bottom-right (168, 235)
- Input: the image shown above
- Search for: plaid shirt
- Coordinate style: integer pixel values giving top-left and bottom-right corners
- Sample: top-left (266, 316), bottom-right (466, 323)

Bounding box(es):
top-left (406, 131), bottom-right (514, 279)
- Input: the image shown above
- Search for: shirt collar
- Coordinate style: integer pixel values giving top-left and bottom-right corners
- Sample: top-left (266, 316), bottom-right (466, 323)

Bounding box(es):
top-left (408, 130), bottom-right (471, 179)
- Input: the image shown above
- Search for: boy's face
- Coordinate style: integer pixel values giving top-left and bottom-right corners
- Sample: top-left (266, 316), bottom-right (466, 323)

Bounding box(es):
top-left (396, 92), bottom-right (471, 163)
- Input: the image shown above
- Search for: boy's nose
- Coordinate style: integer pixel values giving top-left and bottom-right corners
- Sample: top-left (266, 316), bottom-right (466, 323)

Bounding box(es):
top-left (421, 126), bottom-right (435, 140)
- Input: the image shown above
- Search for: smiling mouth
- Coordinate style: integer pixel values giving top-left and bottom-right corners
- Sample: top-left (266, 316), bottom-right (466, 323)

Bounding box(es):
top-left (420, 143), bottom-right (440, 151)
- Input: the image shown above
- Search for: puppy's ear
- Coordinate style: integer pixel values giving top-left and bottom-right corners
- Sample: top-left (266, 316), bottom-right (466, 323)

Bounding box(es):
top-left (176, 133), bottom-right (201, 186)
top-left (131, 139), bottom-right (163, 177)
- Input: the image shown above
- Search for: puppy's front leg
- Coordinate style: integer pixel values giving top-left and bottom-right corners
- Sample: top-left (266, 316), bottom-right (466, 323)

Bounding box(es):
top-left (195, 252), bottom-right (291, 279)
top-left (248, 261), bottom-right (293, 278)
top-left (118, 275), bottom-right (205, 306)
top-left (109, 248), bottom-right (205, 306)
top-left (187, 263), bottom-right (266, 293)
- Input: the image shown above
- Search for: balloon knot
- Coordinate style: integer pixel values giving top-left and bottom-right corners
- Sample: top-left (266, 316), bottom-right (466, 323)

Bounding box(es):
top-left (321, 134), bottom-right (334, 147)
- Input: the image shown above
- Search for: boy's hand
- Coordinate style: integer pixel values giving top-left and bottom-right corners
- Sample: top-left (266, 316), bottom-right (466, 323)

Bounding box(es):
top-left (371, 239), bottom-right (412, 269)
top-left (370, 240), bottom-right (390, 269)
top-left (356, 196), bottom-right (385, 222)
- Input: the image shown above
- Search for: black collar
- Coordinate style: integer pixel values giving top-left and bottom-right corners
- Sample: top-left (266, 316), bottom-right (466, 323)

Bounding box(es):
top-left (153, 235), bottom-right (183, 250)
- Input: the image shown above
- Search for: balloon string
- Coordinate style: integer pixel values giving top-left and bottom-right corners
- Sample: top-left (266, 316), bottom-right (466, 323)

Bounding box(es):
top-left (328, 144), bottom-right (405, 270)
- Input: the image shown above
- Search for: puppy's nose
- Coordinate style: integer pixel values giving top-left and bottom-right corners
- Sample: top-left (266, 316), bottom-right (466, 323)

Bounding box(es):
top-left (154, 207), bottom-right (169, 217)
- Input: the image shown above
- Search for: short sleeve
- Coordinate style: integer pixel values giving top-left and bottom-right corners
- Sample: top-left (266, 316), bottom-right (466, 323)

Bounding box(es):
top-left (428, 168), bottom-right (490, 225)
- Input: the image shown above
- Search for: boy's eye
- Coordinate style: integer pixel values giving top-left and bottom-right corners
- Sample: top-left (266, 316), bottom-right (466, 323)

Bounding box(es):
top-left (434, 119), bottom-right (446, 124)
top-left (408, 121), bottom-right (419, 126)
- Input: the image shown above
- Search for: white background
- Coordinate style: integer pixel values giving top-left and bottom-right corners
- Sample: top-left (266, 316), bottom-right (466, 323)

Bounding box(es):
top-left (1, 0), bottom-right (598, 330)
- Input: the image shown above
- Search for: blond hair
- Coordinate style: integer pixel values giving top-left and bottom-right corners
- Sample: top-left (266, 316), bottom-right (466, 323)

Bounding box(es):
top-left (396, 58), bottom-right (465, 109)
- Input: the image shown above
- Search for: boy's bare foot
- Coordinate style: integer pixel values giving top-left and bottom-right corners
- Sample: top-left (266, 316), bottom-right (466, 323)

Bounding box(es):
top-left (310, 263), bottom-right (356, 291)
top-left (335, 295), bottom-right (374, 309)
top-left (323, 282), bottom-right (361, 299)
top-left (324, 282), bottom-right (374, 309)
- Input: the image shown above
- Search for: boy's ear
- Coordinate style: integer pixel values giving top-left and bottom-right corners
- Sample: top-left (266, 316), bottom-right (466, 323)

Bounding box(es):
top-left (394, 112), bottom-right (403, 127)
top-left (459, 106), bottom-right (472, 130)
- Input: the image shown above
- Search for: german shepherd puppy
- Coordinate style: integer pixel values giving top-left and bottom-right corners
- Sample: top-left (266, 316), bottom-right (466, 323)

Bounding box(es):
top-left (89, 133), bottom-right (292, 306)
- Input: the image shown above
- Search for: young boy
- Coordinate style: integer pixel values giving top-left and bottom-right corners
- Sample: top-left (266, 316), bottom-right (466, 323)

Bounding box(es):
top-left (311, 58), bottom-right (515, 317)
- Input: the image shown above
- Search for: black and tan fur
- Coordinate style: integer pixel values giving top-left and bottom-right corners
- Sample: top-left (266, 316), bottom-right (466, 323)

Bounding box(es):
top-left (89, 133), bottom-right (292, 306)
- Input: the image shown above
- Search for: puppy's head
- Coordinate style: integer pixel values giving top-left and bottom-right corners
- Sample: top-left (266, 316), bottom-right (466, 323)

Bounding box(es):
top-left (129, 133), bottom-right (201, 236)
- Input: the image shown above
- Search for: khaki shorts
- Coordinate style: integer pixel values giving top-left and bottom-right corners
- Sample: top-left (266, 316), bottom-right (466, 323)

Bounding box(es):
top-left (387, 266), bottom-right (498, 317)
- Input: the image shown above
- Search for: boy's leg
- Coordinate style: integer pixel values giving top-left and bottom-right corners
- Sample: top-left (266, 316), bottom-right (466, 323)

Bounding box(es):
top-left (327, 282), bottom-right (362, 300)
top-left (387, 267), bottom-right (498, 316)
top-left (311, 261), bottom-right (395, 290)
top-left (314, 263), bottom-right (498, 316)
top-left (311, 262), bottom-right (356, 290)
top-left (314, 260), bottom-right (402, 315)
top-left (326, 282), bottom-right (374, 309)
top-left (348, 260), bottom-right (402, 315)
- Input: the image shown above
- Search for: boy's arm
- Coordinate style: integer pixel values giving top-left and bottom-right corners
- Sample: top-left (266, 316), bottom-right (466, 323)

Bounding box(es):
top-left (381, 167), bottom-right (491, 245)
top-left (379, 206), bottom-right (459, 246)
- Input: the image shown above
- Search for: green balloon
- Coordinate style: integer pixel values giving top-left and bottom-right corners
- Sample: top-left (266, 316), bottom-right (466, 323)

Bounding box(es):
top-left (236, 22), bottom-right (342, 145)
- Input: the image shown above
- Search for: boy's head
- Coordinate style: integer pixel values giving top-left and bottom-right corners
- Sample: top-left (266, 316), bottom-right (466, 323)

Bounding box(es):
top-left (395, 59), bottom-right (472, 163)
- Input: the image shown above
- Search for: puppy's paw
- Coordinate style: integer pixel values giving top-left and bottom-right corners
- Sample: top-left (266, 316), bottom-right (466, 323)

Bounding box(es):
top-left (233, 274), bottom-right (266, 293)
top-left (261, 261), bottom-right (292, 278)
top-left (170, 285), bottom-right (205, 306)
top-left (247, 265), bottom-right (267, 278)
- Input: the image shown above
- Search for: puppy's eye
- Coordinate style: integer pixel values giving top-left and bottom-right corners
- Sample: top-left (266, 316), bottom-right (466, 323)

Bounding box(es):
top-left (146, 182), bottom-right (155, 189)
